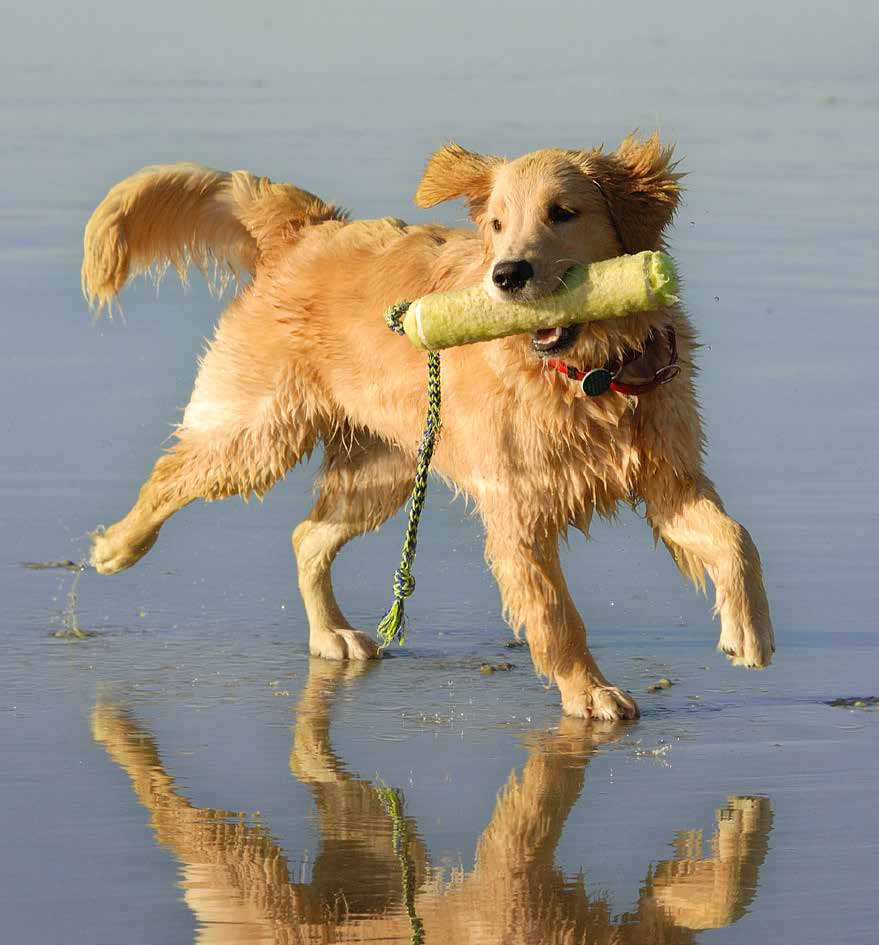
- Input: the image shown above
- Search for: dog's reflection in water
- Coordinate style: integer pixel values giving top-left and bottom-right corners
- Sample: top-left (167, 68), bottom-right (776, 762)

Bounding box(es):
top-left (91, 661), bottom-right (772, 945)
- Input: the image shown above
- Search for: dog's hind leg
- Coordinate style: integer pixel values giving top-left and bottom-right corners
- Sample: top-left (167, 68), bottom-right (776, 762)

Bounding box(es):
top-left (92, 302), bottom-right (318, 575)
top-left (292, 432), bottom-right (413, 661)
top-left (642, 473), bottom-right (775, 668)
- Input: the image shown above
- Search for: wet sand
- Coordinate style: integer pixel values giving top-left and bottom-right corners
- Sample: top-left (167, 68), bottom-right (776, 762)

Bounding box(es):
top-left (2, 4), bottom-right (878, 942)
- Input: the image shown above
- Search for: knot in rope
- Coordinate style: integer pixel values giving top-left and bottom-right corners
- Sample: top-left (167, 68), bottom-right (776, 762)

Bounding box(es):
top-left (393, 567), bottom-right (416, 598)
top-left (385, 301), bottom-right (411, 335)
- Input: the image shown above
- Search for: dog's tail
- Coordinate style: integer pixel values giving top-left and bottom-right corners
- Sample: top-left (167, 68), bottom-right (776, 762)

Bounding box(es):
top-left (82, 163), bottom-right (344, 314)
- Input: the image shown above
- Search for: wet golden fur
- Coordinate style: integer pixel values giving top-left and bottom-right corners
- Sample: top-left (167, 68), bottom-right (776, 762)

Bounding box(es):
top-left (82, 134), bottom-right (774, 720)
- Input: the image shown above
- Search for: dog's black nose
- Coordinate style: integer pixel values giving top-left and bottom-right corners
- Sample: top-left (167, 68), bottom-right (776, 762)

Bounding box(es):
top-left (492, 259), bottom-right (534, 292)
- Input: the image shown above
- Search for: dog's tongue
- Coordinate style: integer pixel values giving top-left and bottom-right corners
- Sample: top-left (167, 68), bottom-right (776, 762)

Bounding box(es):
top-left (534, 327), bottom-right (563, 345)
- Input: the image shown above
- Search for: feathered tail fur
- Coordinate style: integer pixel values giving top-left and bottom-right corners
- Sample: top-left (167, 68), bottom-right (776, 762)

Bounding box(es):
top-left (82, 162), bottom-right (343, 314)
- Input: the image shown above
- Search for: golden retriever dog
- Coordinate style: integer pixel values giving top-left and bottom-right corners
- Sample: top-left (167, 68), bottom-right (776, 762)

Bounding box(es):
top-left (81, 133), bottom-right (774, 721)
top-left (91, 659), bottom-right (774, 944)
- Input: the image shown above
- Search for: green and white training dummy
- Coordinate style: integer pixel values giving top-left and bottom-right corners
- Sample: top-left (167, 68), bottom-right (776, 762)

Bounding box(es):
top-left (398, 250), bottom-right (679, 351)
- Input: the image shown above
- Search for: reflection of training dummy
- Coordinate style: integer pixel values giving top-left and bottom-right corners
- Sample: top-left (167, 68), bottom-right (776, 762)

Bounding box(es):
top-left (92, 661), bottom-right (773, 945)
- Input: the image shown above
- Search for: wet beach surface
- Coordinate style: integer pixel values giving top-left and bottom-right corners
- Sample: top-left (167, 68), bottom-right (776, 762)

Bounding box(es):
top-left (2, 3), bottom-right (879, 942)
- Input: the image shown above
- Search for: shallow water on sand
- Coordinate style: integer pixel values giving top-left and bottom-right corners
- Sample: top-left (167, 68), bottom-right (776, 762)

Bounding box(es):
top-left (2, 3), bottom-right (879, 943)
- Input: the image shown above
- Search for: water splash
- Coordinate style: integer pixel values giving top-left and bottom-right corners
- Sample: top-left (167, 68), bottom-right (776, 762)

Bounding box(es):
top-left (51, 561), bottom-right (97, 640)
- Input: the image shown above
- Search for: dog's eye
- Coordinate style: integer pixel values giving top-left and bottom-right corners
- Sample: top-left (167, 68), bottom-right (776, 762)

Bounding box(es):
top-left (491, 219), bottom-right (502, 233)
top-left (548, 204), bottom-right (578, 224)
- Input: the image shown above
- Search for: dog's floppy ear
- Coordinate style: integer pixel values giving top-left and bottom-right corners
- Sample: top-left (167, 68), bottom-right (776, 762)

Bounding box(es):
top-left (582, 133), bottom-right (683, 252)
top-left (414, 142), bottom-right (503, 218)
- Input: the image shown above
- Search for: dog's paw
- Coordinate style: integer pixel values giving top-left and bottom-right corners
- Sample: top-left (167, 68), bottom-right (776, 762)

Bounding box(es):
top-left (718, 613), bottom-right (775, 668)
top-left (562, 684), bottom-right (640, 722)
top-left (91, 522), bottom-right (159, 575)
top-left (309, 628), bottom-right (381, 661)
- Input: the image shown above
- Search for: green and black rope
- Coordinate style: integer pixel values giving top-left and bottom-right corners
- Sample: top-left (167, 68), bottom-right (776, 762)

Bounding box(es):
top-left (376, 302), bottom-right (441, 650)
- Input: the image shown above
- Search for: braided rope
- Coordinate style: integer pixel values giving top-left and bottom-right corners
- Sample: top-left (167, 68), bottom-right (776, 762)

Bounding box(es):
top-left (377, 302), bottom-right (441, 649)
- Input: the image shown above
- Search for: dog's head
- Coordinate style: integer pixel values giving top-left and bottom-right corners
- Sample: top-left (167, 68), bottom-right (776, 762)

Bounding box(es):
top-left (414, 134), bottom-right (682, 356)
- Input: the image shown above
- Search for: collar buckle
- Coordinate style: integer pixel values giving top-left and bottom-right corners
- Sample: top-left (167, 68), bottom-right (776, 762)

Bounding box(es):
top-left (653, 363), bottom-right (681, 385)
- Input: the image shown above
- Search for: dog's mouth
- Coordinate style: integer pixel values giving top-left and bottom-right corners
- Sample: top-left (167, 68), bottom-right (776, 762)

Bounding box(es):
top-left (531, 324), bottom-right (578, 355)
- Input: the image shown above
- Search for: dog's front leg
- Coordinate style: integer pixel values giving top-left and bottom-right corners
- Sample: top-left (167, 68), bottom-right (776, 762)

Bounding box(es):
top-left (644, 473), bottom-right (775, 668)
top-left (483, 515), bottom-right (639, 721)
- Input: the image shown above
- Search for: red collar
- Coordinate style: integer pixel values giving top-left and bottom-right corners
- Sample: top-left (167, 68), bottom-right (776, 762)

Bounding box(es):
top-left (547, 326), bottom-right (680, 397)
